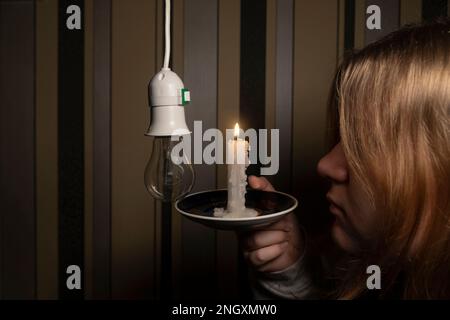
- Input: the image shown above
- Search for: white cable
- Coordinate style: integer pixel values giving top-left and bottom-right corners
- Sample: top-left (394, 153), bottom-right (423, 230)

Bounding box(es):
top-left (163, 0), bottom-right (171, 69)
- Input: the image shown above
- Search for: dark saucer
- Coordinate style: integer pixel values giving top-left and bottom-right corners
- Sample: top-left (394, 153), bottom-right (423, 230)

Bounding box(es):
top-left (175, 189), bottom-right (298, 230)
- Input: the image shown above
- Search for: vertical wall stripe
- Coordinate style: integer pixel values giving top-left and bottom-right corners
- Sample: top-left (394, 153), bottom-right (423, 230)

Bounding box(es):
top-left (93, 0), bottom-right (112, 300)
top-left (161, 200), bottom-right (172, 299)
top-left (365, 0), bottom-right (400, 45)
top-left (84, 0), bottom-right (94, 300)
top-left (293, 0), bottom-right (339, 177)
top-left (265, 0), bottom-right (276, 189)
top-left (160, 199), bottom-right (172, 299)
top-left (292, 1), bottom-right (339, 230)
top-left (239, 0), bottom-right (267, 297)
top-left (154, 0), bottom-right (174, 299)
top-left (171, 0), bottom-right (185, 300)
top-left (344, 0), bottom-right (356, 52)
top-left (172, 0), bottom-right (185, 77)
top-left (58, 0), bottom-right (85, 300)
top-left (422, 0), bottom-right (448, 21)
top-left (154, 0), bottom-right (163, 299)
top-left (0, 0), bottom-right (36, 299)
top-left (338, 0), bottom-right (346, 61)
top-left (265, 0), bottom-right (276, 133)
top-left (154, 0), bottom-right (162, 299)
top-left (217, 0), bottom-right (240, 189)
top-left (354, 0), bottom-right (366, 48)
top-left (423, 0), bottom-right (448, 21)
top-left (217, 0), bottom-right (241, 298)
top-left (153, 0), bottom-right (186, 300)
top-left (240, 0), bottom-right (266, 178)
top-left (183, 0), bottom-right (218, 299)
top-left (274, 0), bottom-right (294, 193)
top-left (400, 0), bottom-right (422, 25)
top-left (154, 195), bottom-right (161, 298)
top-left (111, 0), bottom-right (156, 299)
top-left (36, 0), bottom-right (58, 300)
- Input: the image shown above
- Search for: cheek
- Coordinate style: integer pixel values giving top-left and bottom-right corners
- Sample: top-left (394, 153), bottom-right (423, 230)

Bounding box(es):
top-left (331, 220), bottom-right (361, 253)
top-left (346, 178), bottom-right (378, 243)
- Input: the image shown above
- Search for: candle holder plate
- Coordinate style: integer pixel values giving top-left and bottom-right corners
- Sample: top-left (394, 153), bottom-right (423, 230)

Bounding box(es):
top-left (175, 189), bottom-right (298, 230)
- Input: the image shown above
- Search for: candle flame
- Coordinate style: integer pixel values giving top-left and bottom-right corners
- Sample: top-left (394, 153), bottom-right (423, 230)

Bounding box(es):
top-left (234, 123), bottom-right (239, 138)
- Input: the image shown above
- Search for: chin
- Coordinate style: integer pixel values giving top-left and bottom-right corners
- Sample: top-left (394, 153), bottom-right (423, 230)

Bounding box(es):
top-left (331, 220), bottom-right (360, 253)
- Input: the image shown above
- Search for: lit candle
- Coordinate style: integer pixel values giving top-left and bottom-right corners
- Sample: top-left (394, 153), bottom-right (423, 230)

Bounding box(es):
top-left (214, 123), bottom-right (257, 218)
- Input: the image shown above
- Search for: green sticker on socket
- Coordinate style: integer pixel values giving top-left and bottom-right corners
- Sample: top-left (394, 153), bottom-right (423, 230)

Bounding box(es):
top-left (181, 88), bottom-right (190, 105)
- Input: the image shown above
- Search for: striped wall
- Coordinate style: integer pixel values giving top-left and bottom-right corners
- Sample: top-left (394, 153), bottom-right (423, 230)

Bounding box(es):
top-left (0, 0), bottom-right (36, 299)
top-left (0, 0), bottom-right (448, 300)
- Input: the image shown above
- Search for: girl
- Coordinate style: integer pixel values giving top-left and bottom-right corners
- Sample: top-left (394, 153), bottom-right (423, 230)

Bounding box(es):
top-left (242, 19), bottom-right (450, 299)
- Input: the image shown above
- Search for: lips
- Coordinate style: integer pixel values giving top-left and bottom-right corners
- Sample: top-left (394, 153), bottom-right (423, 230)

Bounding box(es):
top-left (326, 193), bottom-right (345, 216)
top-left (329, 203), bottom-right (343, 215)
top-left (326, 192), bottom-right (351, 233)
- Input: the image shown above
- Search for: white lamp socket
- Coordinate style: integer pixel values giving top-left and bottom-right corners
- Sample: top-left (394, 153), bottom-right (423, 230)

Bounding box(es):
top-left (146, 69), bottom-right (191, 136)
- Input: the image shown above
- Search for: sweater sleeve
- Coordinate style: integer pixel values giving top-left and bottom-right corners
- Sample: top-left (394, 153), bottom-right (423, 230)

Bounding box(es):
top-left (251, 227), bottom-right (319, 300)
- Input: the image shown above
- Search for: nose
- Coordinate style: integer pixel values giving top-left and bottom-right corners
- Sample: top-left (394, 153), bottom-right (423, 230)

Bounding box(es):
top-left (317, 142), bottom-right (349, 183)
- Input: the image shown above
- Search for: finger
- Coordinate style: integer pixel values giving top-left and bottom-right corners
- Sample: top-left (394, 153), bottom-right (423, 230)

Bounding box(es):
top-left (243, 217), bottom-right (291, 236)
top-left (245, 242), bottom-right (288, 267)
top-left (243, 230), bottom-right (288, 251)
top-left (262, 216), bottom-right (292, 232)
top-left (238, 219), bottom-right (290, 245)
top-left (257, 248), bottom-right (300, 273)
top-left (248, 176), bottom-right (275, 192)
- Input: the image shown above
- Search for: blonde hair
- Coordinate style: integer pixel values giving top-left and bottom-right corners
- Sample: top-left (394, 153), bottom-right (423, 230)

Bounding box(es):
top-left (331, 19), bottom-right (450, 299)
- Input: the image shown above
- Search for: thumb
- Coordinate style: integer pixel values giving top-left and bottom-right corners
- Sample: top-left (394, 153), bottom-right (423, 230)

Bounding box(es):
top-left (248, 176), bottom-right (275, 192)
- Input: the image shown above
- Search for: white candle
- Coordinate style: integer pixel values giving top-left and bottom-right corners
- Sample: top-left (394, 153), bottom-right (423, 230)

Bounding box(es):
top-left (214, 123), bottom-right (257, 218)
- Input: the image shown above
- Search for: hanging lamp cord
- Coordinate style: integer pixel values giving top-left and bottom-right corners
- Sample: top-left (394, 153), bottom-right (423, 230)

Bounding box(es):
top-left (163, 0), bottom-right (171, 69)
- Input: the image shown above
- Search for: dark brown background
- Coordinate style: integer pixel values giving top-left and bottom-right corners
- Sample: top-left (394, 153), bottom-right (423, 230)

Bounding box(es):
top-left (0, 0), bottom-right (448, 300)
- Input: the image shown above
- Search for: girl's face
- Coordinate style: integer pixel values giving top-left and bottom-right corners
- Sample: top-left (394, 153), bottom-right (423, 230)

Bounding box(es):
top-left (317, 142), bottom-right (377, 253)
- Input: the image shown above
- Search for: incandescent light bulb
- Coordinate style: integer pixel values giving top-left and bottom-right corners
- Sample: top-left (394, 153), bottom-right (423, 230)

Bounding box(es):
top-left (144, 136), bottom-right (194, 202)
